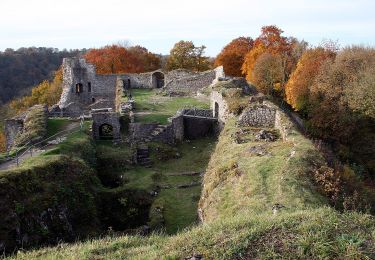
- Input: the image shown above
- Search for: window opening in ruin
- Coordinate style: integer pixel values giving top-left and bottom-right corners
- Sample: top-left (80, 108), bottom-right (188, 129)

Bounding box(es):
top-left (214, 102), bottom-right (219, 118)
top-left (75, 83), bottom-right (83, 93)
top-left (88, 82), bottom-right (91, 92)
top-left (99, 124), bottom-right (114, 140)
top-left (92, 97), bottom-right (96, 103)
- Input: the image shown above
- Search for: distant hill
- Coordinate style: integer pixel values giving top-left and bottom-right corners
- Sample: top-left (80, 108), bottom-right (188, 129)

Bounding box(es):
top-left (0, 47), bottom-right (83, 104)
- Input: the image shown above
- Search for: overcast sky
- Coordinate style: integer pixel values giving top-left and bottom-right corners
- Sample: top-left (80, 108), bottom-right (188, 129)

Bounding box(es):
top-left (1, 0), bottom-right (374, 56)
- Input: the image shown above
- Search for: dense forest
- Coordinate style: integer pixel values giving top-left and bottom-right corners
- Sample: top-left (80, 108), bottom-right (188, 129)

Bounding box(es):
top-left (0, 47), bottom-right (82, 104)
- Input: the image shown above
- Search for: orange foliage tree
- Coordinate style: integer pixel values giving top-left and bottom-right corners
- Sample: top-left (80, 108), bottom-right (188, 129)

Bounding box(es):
top-left (285, 47), bottom-right (335, 113)
top-left (127, 45), bottom-right (161, 72)
top-left (214, 37), bottom-right (254, 77)
top-left (242, 25), bottom-right (302, 96)
top-left (85, 45), bottom-right (144, 74)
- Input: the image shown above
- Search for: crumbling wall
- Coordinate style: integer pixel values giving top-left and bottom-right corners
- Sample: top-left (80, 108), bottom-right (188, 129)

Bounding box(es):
top-left (237, 104), bottom-right (276, 128)
top-left (129, 123), bottom-right (159, 141)
top-left (165, 70), bottom-right (216, 93)
top-left (4, 117), bottom-right (24, 152)
top-left (92, 112), bottom-right (121, 141)
top-left (59, 58), bottom-right (96, 109)
top-left (210, 90), bottom-right (233, 124)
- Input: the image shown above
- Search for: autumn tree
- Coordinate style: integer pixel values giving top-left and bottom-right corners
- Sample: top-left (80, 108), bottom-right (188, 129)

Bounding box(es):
top-left (242, 25), bottom-right (303, 96)
top-left (307, 46), bottom-right (375, 174)
top-left (9, 69), bottom-right (63, 113)
top-left (252, 53), bottom-right (283, 95)
top-left (285, 47), bottom-right (335, 113)
top-left (85, 45), bottom-right (144, 74)
top-left (166, 41), bottom-right (211, 71)
top-left (127, 45), bottom-right (161, 72)
top-left (214, 37), bottom-right (254, 76)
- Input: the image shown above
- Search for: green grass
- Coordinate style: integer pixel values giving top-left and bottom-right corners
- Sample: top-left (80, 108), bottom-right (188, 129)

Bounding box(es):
top-left (134, 114), bottom-right (171, 125)
top-left (46, 118), bottom-right (75, 137)
top-left (7, 101), bottom-right (375, 259)
top-left (109, 137), bottom-right (217, 234)
top-left (131, 89), bottom-right (210, 124)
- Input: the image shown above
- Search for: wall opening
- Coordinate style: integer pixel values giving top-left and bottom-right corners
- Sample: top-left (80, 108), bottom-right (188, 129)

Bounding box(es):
top-left (214, 102), bottom-right (219, 118)
top-left (152, 72), bottom-right (165, 88)
top-left (99, 124), bottom-right (114, 140)
top-left (75, 83), bottom-right (83, 93)
top-left (92, 97), bottom-right (96, 103)
top-left (88, 82), bottom-right (91, 92)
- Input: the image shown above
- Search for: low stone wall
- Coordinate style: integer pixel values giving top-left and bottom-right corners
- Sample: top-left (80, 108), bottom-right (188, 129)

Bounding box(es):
top-left (180, 109), bottom-right (213, 118)
top-left (129, 123), bottom-right (159, 141)
top-left (237, 104), bottom-right (276, 128)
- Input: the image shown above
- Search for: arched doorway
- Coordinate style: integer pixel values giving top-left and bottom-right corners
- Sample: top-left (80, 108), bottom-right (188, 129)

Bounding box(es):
top-left (152, 72), bottom-right (164, 88)
top-left (214, 102), bottom-right (219, 118)
top-left (99, 124), bottom-right (114, 140)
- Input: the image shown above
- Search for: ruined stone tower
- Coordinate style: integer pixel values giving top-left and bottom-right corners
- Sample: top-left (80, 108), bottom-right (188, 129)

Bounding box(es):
top-left (59, 58), bottom-right (96, 114)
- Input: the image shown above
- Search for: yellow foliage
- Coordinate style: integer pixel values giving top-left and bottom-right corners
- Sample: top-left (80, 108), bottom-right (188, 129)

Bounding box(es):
top-left (0, 131), bottom-right (5, 153)
top-left (10, 69), bottom-right (62, 113)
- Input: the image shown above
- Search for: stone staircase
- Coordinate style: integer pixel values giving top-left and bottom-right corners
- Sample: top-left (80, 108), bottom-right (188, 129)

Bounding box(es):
top-left (136, 143), bottom-right (152, 168)
top-left (143, 125), bottom-right (169, 143)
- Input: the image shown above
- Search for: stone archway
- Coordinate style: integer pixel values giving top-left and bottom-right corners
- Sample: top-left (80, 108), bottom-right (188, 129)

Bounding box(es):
top-left (99, 123), bottom-right (114, 140)
top-left (152, 72), bottom-right (165, 88)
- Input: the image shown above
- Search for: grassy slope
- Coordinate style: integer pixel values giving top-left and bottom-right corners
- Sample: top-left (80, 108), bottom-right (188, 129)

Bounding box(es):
top-left (104, 138), bottom-right (216, 234)
top-left (132, 89), bottom-right (209, 124)
top-left (12, 116), bottom-right (375, 259)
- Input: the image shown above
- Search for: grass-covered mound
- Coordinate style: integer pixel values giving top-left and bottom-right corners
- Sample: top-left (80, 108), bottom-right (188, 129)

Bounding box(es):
top-left (0, 155), bottom-right (101, 253)
top-left (10, 113), bottom-right (375, 259)
top-left (12, 207), bottom-right (375, 259)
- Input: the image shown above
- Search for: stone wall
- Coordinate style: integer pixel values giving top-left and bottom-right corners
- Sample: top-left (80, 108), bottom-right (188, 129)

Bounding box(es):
top-left (92, 112), bottom-right (121, 141)
top-left (165, 70), bottom-right (216, 93)
top-left (129, 123), bottom-right (159, 141)
top-left (237, 104), bottom-right (276, 128)
top-left (180, 109), bottom-right (213, 118)
top-left (183, 117), bottom-right (216, 139)
top-left (171, 115), bottom-right (184, 142)
top-left (4, 117), bottom-right (24, 152)
top-left (59, 58), bottom-right (96, 109)
top-left (210, 90), bottom-right (233, 124)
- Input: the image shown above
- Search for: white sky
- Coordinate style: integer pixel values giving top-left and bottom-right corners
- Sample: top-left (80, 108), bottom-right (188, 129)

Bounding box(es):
top-left (1, 0), bottom-right (375, 56)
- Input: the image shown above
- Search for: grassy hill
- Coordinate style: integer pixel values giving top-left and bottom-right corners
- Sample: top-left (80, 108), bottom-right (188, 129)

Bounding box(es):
top-left (10, 113), bottom-right (375, 259)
